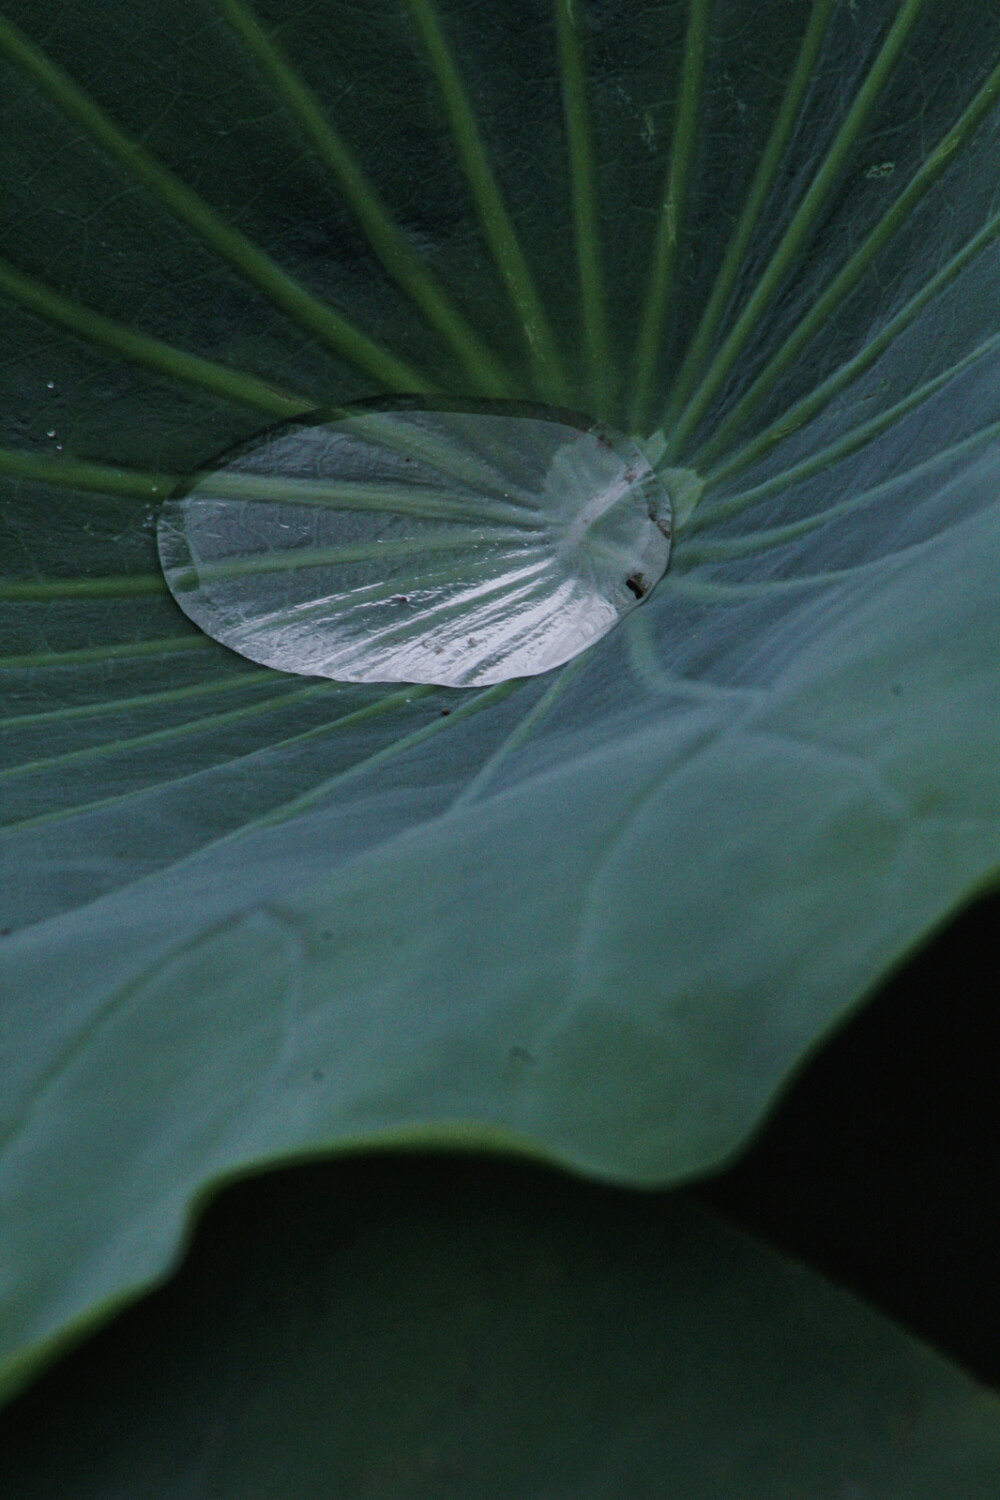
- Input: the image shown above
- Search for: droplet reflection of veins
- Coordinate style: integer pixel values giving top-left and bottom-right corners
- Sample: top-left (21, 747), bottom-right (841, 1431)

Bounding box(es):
top-left (157, 404), bottom-right (687, 688)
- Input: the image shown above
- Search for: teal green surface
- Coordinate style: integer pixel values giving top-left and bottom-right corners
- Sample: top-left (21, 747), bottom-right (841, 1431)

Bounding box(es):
top-left (3, 0), bottom-right (1000, 1409)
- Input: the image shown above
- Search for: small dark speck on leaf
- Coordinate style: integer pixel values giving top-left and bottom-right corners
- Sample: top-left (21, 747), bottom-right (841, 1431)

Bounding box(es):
top-left (626, 574), bottom-right (647, 599)
top-left (509, 1045), bottom-right (536, 1064)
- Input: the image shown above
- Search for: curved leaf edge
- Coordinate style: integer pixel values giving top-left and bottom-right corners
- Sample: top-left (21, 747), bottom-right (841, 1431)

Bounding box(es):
top-left (3, 858), bottom-right (998, 1411)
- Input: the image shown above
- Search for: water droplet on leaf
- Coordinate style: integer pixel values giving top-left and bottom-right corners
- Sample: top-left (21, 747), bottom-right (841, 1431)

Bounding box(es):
top-left (157, 406), bottom-right (681, 687)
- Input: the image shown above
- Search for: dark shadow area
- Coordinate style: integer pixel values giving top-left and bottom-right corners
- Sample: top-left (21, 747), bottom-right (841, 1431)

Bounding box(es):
top-left (699, 889), bottom-right (1000, 1386)
top-left (1, 888), bottom-right (997, 1493)
top-left (5, 1138), bottom-right (1000, 1497)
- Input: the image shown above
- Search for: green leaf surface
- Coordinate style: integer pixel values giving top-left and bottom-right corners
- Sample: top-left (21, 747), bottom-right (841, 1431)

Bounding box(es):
top-left (155, 408), bottom-right (677, 686)
top-left (3, 1159), bottom-right (1000, 1498)
top-left (4, 0), bottom-right (1000, 1397)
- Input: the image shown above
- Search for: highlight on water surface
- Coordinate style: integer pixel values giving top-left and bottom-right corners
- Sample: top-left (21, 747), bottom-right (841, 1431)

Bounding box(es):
top-left (156, 403), bottom-right (691, 688)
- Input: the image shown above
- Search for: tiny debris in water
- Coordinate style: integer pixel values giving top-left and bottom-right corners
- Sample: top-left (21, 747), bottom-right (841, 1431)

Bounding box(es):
top-left (157, 403), bottom-right (682, 688)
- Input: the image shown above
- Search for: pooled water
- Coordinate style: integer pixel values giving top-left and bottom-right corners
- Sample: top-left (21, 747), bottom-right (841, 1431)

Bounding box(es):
top-left (157, 405), bottom-right (680, 687)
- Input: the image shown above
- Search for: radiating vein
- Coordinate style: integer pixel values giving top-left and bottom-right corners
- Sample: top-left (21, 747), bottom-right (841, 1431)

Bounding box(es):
top-left (211, 549), bottom-right (545, 655)
top-left (629, 0), bottom-right (713, 434)
top-left (692, 51), bottom-right (1000, 470)
top-left (0, 686), bottom-right (417, 833)
top-left (673, 519), bottom-right (951, 596)
top-left (233, 677), bottom-right (516, 835)
top-left (404, 0), bottom-right (568, 399)
top-left (664, 0), bottom-right (929, 459)
top-left (554, 0), bottom-right (611, 414)
top-left (626, 608), bottom-right (764, 705)
top-left (210, 0), bottom-right (514, 397)
top-left (344, 411), bottom-right (537, 499)
top-left (296, 558), bottom-right (551, 661)
top-left (166, 528), bottom-right (529, 592)
top-left (0, 635), bottom-right (213, 671)
top-left (702, 197), bottom-right (1000, 487)
top-left (690, 325), bottom-right (1000, 524)
top-left (12, 679), bottom-right (508, 843)
top-left (687, 413), bottom-right (1000, 550)
top-left (0, 574), bottom-right (168, 601)
top-left (0, 680), bottom-right (518, 1138)
top-left (450, 651), bottom-right (587, 808)
top-left (0, 444), bottom-right (175, 499)
top-left (2, 669), bottom-right (267, 730)
top-left (0, 258), bottom-right (314, 420)
top-left (0, 681), bottom-right (333, 782)
top-left (233, 557), bottom-right (500, 627)
top-left (0, 689), bottom-right (454, 1159)
top-left (201, 469), bottom-right (546, 528)
top-left (0, 14), bottom-right (430, 392)
top-left (666, 566), bottom-right (860, 601)
top-left (662, 0), bottom-right (837, 426)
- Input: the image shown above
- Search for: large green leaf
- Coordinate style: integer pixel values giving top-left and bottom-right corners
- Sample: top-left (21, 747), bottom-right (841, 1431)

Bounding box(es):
top-left (3, 0), bottom-right (1000, 1395)
top-left (4, 1159), bottom-right (1000, 1498)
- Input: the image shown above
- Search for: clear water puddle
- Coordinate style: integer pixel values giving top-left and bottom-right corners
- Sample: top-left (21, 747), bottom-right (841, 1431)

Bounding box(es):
top-left (157, 405), bottom-right (689, 687)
